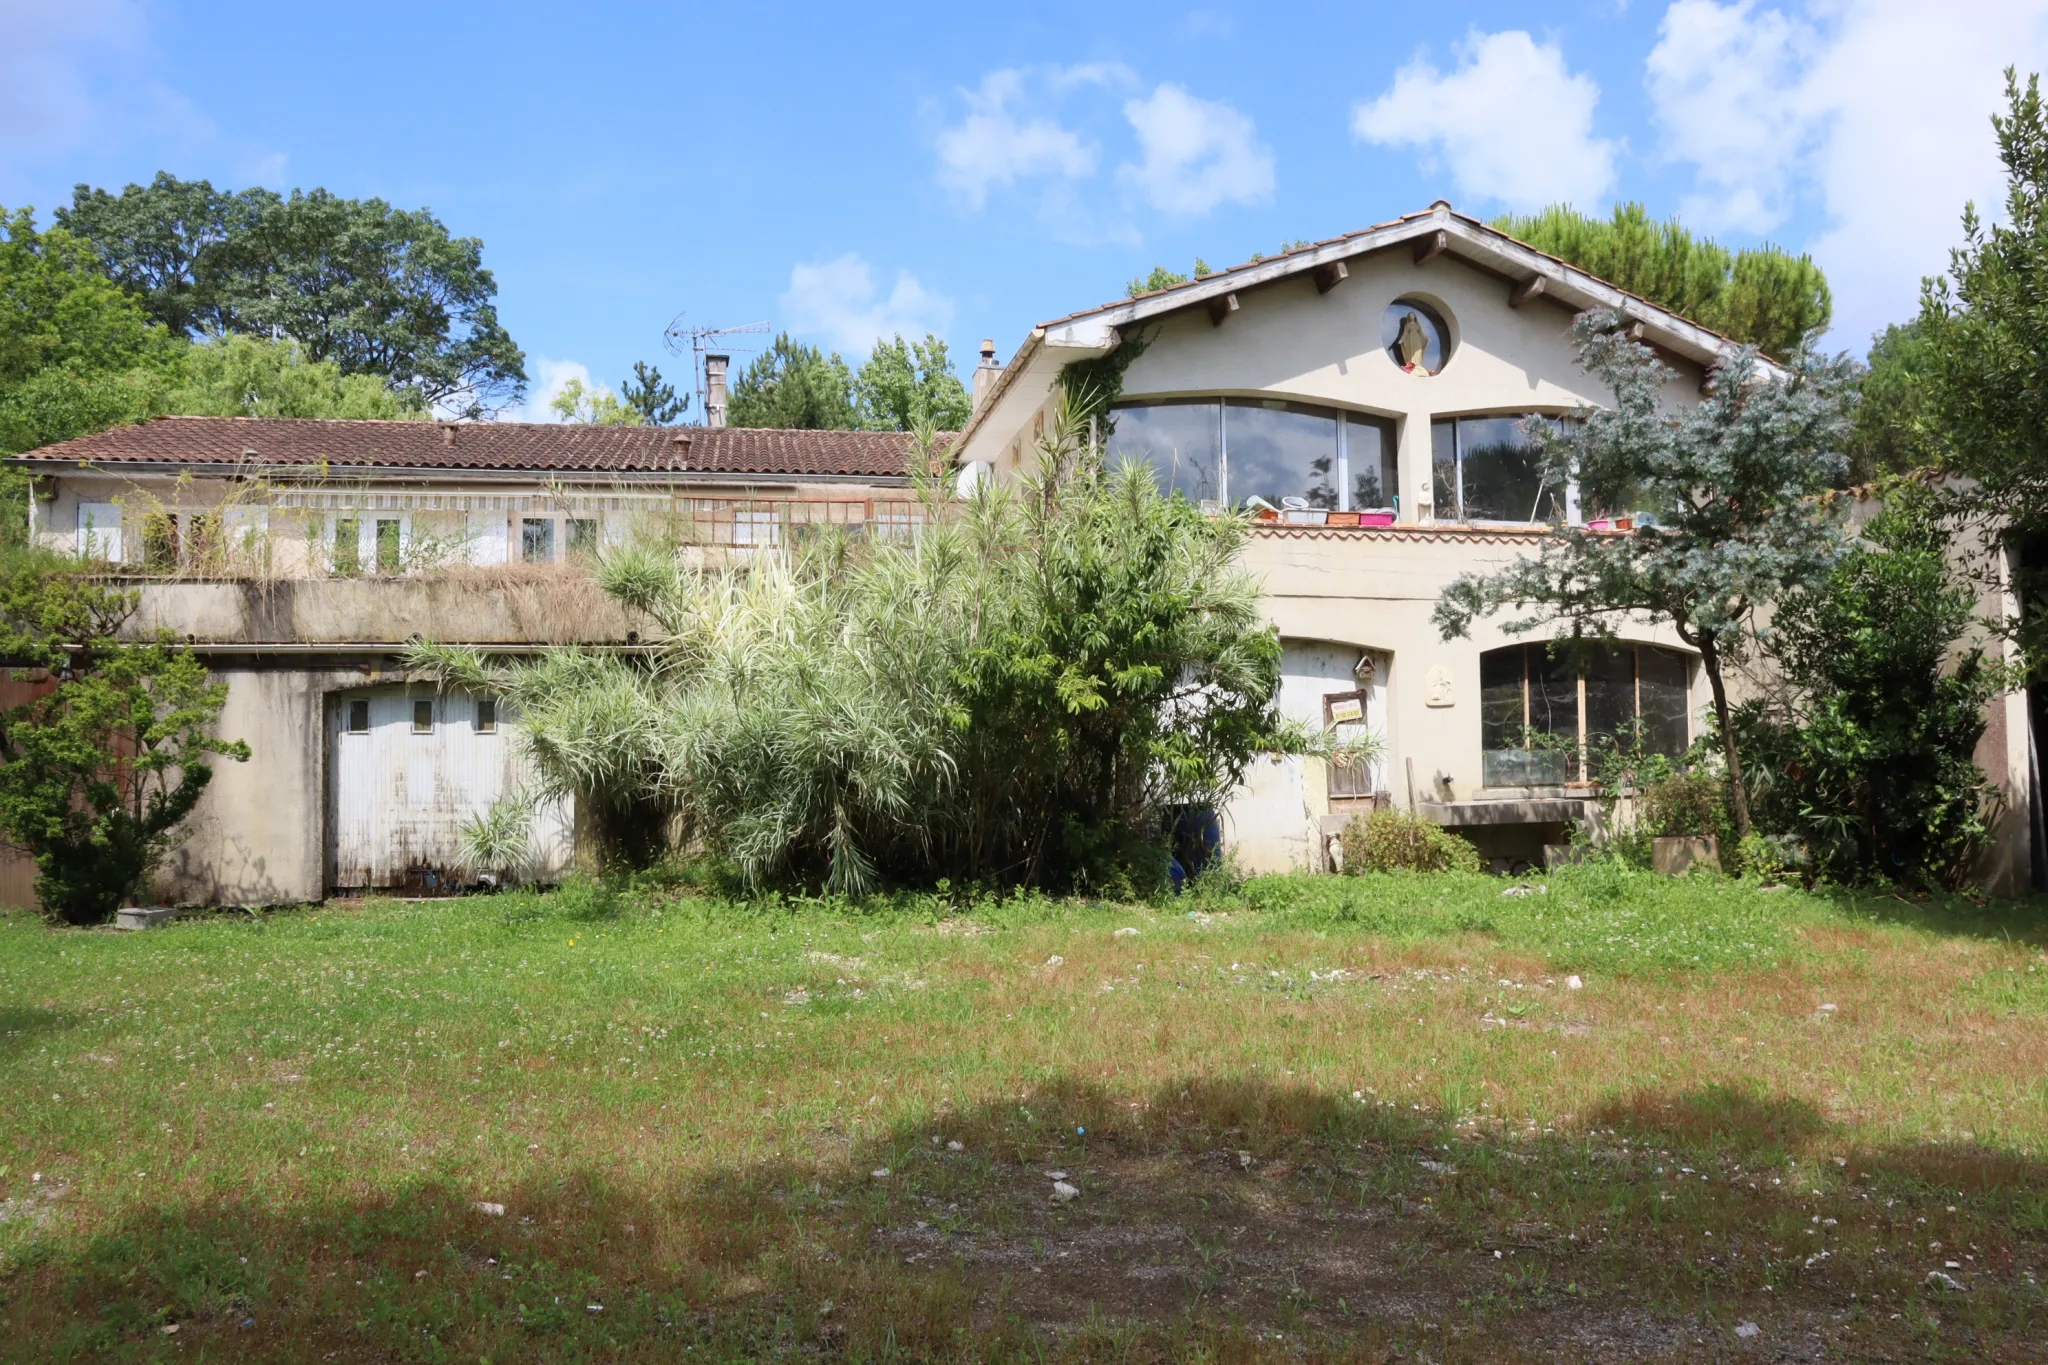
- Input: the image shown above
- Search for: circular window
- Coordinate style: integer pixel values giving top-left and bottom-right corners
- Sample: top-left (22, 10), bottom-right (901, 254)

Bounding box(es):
top-left (1381, 298), bottom-right (1452, 375)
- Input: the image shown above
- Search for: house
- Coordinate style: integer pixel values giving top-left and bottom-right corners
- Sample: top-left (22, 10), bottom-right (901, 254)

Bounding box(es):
top-left (950, 202), bottom-right (2036, 890)
top-left (5, 394), bottom-right (926, 905)
top-left (7, 201), bottom-right (2035, 900)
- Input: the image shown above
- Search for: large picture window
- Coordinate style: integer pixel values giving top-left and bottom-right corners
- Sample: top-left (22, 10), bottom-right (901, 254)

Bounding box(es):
top-left (1431, 415), bottom-right (1566, 524)
top-left (1479, 642), bottom-right (1692, 787)
top-left (1105, 399), bottom-right (1397, 512)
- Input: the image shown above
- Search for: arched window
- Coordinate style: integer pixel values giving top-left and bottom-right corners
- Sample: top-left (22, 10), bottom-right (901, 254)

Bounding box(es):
top-left (1479, 642), bottom-right (1691, 787)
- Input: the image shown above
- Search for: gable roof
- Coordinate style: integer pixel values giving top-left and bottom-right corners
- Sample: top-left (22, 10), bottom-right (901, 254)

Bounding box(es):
top-left (9, 416), bottom-right (935, 480)
top-left (957, 201), bottom-right (1776, 459)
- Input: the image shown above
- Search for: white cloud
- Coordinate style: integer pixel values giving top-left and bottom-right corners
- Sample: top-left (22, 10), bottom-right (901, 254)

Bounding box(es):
top-left (1644, 0), bottom-right (1816, 233)
top-left (497, 357), bottom-right (595, 424)
top-left (1352, 30), bottom-right (1618, 211)
top-left (781, 254), bottom-right (955, 356)
top-left (934, 65), bottom-right (1128, 211)
top-left (1118, 83), bottom-right (1275, 216)
top-left (0, 0), bottom-right (281, 198)
top-left (1645, 0), bottom-right (2048, 345)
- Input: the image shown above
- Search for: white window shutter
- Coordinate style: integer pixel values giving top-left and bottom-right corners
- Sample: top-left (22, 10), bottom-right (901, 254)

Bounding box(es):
top-left (78, 503), bottom-right (123, 561)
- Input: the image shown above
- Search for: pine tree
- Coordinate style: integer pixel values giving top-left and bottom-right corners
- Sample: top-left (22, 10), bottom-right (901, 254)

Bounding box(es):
top-left (620, 361), bottom-right (687, 425)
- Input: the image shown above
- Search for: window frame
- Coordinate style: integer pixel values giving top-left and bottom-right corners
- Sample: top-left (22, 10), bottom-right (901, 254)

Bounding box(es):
top-left (411, 698), bottom-right (434, 735)
top-left (1478, 642), bottom-right (1692, 788)
top-left (475, 696), bottom-right (497, 734)
top-left (1430, 413), bottom-right (1572, 525)
top-left (346, 698), bottom-right (370, 734)
top-left (1106, 397), bottom-right (1398, 513)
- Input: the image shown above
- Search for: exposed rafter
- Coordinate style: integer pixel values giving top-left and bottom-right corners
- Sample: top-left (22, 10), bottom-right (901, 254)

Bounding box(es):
top-left (1313, 260), bottom-right (1350, 295)
top-left (1509, 275), bottom-right (1547, 308)
top-left (1413, 230), bottom-right (1448, 265)
top-left (1207, 293), bottom-right (1240, 327)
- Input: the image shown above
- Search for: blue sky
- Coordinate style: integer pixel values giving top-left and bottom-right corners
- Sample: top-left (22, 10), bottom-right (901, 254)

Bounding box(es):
top-left (6, 0), bottom-right (2048, 418)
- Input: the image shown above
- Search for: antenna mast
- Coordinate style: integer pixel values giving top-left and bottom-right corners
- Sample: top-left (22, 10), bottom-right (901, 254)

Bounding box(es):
top-left (663, 316), bottom-right (771, 422)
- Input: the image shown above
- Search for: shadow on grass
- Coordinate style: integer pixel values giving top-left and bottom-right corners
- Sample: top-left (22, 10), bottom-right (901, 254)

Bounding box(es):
top-left (0, 1004), bottom-right (73, 1055)
top-left (1815, 885), bottom-right (2048, 948)
top-left (7, 1076), bottom-right (2047, 1363)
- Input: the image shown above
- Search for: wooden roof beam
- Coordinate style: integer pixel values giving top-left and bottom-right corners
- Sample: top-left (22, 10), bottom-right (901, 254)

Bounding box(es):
top-left (1207, 292), bottom-right (1240, 327)
top-left (1413, 230), bottom-right (1448, 265)
top-left (1509, 275), bottom-right (1547, 308)
top-left (1313, 260), bottom-right (1350, 295)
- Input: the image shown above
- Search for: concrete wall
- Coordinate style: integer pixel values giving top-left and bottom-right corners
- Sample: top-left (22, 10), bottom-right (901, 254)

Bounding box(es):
top-left (1222, 527), bottom-right (1701, 873)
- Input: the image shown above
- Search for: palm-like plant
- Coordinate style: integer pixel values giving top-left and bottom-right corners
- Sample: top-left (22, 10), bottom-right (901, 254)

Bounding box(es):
top-left (410, 412), bottom-right (1349, 893)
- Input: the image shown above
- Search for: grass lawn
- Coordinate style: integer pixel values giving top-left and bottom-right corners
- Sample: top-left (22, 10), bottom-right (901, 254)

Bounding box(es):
top-left (2, 866), bottom-right (2046, 1361)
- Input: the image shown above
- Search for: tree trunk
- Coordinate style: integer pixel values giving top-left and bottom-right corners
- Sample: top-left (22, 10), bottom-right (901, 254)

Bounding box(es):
top-left (1696, 631), bottom-right (1753, 841)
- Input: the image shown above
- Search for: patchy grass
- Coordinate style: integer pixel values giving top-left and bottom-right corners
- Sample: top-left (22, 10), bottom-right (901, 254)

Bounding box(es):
top-left (1, 869), bottom-right (2045, 1361)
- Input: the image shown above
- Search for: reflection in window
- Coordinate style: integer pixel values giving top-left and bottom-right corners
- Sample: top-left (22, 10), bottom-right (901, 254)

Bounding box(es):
top-left (1106, 400), bottom-right (1397, 512)
top-left (1226, 400), bottom-right (1340, 509)
top-left (1479, 642), bottom-right (1692, 787)
top-left (332, 518), bottom-right (361, 576)
top-left (1429, 415), bottom-right (1566, 523)
top-left (1104, 401), bottom-right (1222, 503)
top-left (520, 517), bottom-right (555, 563)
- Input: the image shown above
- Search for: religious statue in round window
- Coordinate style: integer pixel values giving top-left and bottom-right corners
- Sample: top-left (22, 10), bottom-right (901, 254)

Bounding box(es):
top-left (1381, 298), bottom-right (1451, 375)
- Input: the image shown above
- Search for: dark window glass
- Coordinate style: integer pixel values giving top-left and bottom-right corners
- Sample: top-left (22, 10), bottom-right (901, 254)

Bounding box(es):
top-left (1639, 646), bottom-right (1690, 756)
top-left (1479, 648), bottom-right (1525, 754)
top-left (412, 699), bottom-right (433, 734)
top-left (142, 513), bottom-right (179, 572)
top-left (347, 699), bottom-right (369, 734)
top-left (185, 513), bottom-right (221, 568)
top-left (1457, 416), bottom-right (1560, 523)
top-left (375, 519), bottom-right (403, 574)
top-left (1225, 399), bottom-right (1340, 509)
top-left (1529, 647), bottom-right (1579, 747)
top-left (521, 517), bottom-right (555, 563)
top-left (1105, 401), bottom-right (1222, 503)
top-left (567, 518), bottom-right (599, 555)
top-left (1584, 646), bottom-right (1636, 751)
top-left (475, 697), bottom-right (497, 734)
top-left (332, 518), bottom-right (360, 576)
top-left (1347, 414), bottom-right (1396, 510)
top-left (1431, 420), bottom-right (1457, 517)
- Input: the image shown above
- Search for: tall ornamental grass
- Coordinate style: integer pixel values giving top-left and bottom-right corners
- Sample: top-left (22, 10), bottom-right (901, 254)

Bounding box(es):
top-left (414, 413), bottom-right (1333, 893)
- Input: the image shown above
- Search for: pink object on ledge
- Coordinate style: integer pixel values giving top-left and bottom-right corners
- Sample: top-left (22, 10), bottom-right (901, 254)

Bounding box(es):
top-left (1357, 511), bottom-right (1396, 527)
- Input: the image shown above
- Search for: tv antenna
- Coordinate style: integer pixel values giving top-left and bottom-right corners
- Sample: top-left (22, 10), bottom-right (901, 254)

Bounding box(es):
top-left (663, 316), bottom-right (771, 421)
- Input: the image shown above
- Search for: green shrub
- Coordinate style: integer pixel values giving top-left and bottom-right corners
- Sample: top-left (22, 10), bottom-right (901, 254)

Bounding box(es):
top-left (1338, 807), bottom-right (1483, 874)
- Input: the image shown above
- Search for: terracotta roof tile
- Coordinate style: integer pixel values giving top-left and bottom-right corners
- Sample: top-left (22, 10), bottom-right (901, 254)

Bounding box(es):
top-left (9, 416), bottom-right (938, 479)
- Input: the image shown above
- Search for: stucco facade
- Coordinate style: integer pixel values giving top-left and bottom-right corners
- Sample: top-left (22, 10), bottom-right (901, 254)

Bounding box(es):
top-left (955, 204), bottom-right (2037, 890)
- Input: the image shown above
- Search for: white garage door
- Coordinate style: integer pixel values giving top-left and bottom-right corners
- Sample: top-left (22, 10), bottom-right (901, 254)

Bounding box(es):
top-left (327, 686), bottom-right (573, 891)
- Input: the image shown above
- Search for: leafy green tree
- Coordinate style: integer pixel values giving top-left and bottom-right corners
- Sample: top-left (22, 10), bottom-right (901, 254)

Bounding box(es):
top-left (1124, 258), bottom-right (1211, 299)
top-left (1917, 69), bottom-right (2048, 675)
top-left (60, 175), bottom-right (527, 416)
top-left (1434, 314), bottom-right (1854, 839)
top-left (1731, 487), bottom-right (1999, 888)
top-left (0, 558), bottom-right (248, 924)
top-left (854, 333), bottom-right (971, 431)
top-left (0, 206), bottom-right (165, 390)
top-left (1847, 321), bottom-right (1936, 482)
top-left (165, 335), bottom-right (425, 419)
top-left (620, 361), bottom-right (687, 425)
top-left (1493, 203), bottom-right (1832, 358)
top-left (548, 377), bottom-right (641, 425)
top-left (726, 333), bottom-right (857, 430)
top-left (56, 173), bottom-right (255, 337)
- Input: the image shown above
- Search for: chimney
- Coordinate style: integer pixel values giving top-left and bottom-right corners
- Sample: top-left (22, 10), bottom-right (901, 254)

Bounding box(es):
top-left (704, 354), bottom-right (730, 428)
top-left (972, 339), bottom-right (1002, 413)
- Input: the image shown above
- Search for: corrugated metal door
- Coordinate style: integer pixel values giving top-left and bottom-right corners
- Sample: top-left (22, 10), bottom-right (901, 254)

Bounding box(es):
top-left (327, 687), bottom-right (573, 891)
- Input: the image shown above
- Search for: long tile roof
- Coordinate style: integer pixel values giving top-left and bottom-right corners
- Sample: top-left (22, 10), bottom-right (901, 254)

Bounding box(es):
top-left (9, 416), bottom-right (936, 479)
